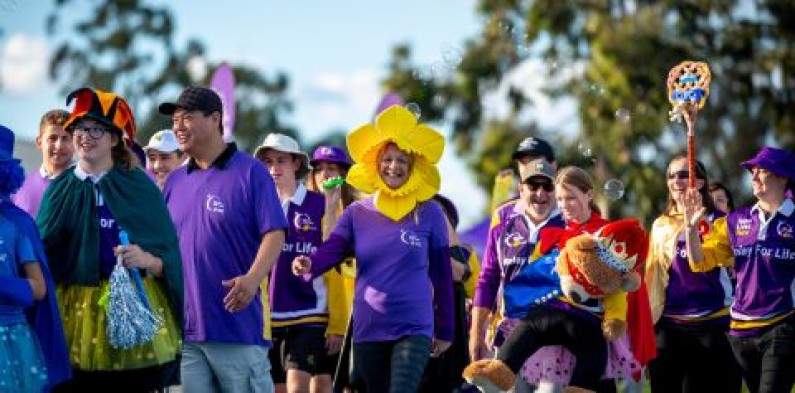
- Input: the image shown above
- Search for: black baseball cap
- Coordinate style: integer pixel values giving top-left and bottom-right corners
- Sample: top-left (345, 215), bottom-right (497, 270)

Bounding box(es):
top-left (158, 86), bottom-right (223, 116)
top-left (512, 137), bottom-right (555, 162)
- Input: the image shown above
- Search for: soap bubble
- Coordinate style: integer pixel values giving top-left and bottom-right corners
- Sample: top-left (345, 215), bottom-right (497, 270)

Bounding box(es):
top-left (604, 179), bottom-right (625, 201)
top-left (587, 84), bottom-right (605, 96)
top-left (615, 108), bottom-right (631, 124)
top-left (405, 103), bottom-right (421, 119)
top-left (578, 142), bottom-right (593, 158)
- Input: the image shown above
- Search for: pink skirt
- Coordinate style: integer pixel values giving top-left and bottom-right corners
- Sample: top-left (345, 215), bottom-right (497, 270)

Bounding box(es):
top-left (498, 318), bottom-right (641, 385)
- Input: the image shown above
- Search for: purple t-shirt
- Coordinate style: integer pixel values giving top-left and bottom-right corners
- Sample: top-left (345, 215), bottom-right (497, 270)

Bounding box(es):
top-left (12, 170), bottom-right (51, 219)
top-left (663, 212), bottom-right (733, 324)
top-left (270, 186), bottom-right (327, 328)
top-left (726, 200), bottom-right (795, 336)
top-left (165, 149), bottom-right (287, 346)
top-left (309, 197), bottom-right (454, 343)
top-left (96, 191), bottom-right (121, 278)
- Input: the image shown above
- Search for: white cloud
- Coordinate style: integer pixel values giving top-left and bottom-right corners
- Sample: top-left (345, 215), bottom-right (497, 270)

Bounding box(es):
top-left (295, 69), bottom-right (381, 139)
top-left (0, 33), bottom-right (48, 94)
top-left (482, 58), bottom-right (582, 139)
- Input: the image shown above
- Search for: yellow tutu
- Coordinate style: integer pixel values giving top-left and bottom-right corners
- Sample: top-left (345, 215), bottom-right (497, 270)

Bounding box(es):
top-left (57, 279), bottom-right (180, 371)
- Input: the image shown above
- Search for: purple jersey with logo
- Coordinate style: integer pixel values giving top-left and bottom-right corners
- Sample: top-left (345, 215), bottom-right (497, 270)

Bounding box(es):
top-left (663, 213), bottom-right (733, 324)
top-left (307, 198), bottom-right (453, 343)
top-left (726, 200), bottom-right (795, 336)
top-left (270, 187), bottom-right (327, 328)
top-left (165, 150), bottom-right (287, 346)
top-left (474, 199), bottom-right (565, 310)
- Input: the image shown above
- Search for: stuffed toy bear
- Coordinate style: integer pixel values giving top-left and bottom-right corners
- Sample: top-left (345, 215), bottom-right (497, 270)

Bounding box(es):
top-left (463, 219), bottom-right (648, 393)
top-left (557, 219), bottom-right (644, 341)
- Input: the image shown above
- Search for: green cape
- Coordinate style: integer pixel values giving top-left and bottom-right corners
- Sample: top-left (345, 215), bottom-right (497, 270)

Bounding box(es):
top-left (37, 166), bottom-right (183, 325)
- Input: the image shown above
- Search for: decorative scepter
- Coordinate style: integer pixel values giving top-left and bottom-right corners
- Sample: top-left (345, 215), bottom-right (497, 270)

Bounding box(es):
top-left (667, 61), bottom-right (712, 187)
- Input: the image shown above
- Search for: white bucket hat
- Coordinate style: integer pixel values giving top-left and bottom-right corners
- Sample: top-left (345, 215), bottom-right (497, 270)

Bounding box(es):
top-left (144, 129), bottom-right (180, 153)
top-left (254, 133), bottom-right (311, 179)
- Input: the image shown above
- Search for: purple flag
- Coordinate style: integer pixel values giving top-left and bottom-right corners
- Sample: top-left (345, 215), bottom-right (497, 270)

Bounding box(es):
top-left (373, 92), bottom-right (404, 118)
top-left (210, 63), bottom-right (236, 142)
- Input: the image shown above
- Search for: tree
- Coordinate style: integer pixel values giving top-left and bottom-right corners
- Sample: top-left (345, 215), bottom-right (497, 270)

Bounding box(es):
top-left (47, 0), bottom-right (296, 150)
top-left (382, 0), bottom-right (795, 222)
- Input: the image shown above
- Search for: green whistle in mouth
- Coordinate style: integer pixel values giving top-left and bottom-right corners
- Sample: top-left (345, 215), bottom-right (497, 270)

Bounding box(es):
top-left (322, 177), bottom-right (345, 189)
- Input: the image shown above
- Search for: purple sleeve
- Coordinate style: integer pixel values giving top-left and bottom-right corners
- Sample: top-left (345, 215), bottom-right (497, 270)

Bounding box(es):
top-left (473, 211), bottom-right (502, 309)
top-left (428, 204), bottom-right (454, 341)
top-left (252, 163), bottom-right (288, 235)
top-left (308, 206), bottom-right (354, 279)
top-left (430, 245), bottom-right (454, 341)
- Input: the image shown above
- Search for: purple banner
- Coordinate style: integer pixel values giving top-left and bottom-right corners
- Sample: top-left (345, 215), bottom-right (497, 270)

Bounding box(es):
top-left (210, 63), bottom-right (236, 142)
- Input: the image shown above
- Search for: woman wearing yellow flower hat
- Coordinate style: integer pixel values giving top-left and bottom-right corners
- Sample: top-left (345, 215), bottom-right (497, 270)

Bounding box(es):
top-left (292, 105), bottom-right (454, 393)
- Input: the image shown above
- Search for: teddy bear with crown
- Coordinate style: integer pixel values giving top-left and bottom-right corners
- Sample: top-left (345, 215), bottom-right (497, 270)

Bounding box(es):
top-left (463, 219), bottom-right (649, 393)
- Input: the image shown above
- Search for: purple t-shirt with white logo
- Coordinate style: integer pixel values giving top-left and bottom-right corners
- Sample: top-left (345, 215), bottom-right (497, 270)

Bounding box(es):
top-left (165, 149), bottom-right (287, 346)
top-left (308, 197), bottom-right (453, 343)
top-left (270, 188), bottom-right (327, 328)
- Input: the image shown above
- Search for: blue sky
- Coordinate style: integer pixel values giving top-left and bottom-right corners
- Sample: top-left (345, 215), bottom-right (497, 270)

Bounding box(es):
top-left (0, 0), bottom-right (499, 226)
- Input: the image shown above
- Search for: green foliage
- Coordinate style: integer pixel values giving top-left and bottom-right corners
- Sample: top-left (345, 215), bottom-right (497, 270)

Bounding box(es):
top-left (47, 0), bottom-right (295, 151)
top-left (382, 0), bottom-right (795, 222)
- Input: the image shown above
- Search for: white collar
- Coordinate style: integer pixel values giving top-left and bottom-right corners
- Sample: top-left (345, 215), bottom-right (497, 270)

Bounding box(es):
top-left (73, 164), bottom-right (108, 184)
top-left (281, 183), bottom-right (307, 214)
top-left (39, 165), bottom-right (54, 180)
top-left (751, 198), bottom-right (794, 218)
top-left (39, 164), bottom-right (71, 180)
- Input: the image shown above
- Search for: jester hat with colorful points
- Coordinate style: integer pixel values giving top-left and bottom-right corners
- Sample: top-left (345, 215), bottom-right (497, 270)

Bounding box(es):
top-left (346, 105), bottom-right (444, 221)
top-left (64, 88), bottom-right (136, 143)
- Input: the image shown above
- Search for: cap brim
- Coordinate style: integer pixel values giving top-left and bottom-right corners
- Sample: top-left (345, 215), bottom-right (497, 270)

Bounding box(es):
top-left (742, 157), bottom-right (794, 180)
top-left (158, 102), bottom-right (180, 115)
top-left (522, 173), bottom-right (554, 183)
top-left (309, 158), bottom-right (351, 168)
top-left (144, 145), bottom-right (179, 153)
top-left (512, 151), bottom-right (531, 160)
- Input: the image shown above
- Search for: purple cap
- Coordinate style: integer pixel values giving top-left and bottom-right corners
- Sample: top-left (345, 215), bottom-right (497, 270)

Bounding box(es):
top-left (310, 145), bottom-right (351, 168)
top-left (741, 146), bottom-right (795, 181)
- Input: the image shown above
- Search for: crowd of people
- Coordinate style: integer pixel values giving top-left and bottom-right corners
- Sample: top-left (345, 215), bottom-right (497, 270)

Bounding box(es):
top-left (0, 84), bottom-right (792, 393)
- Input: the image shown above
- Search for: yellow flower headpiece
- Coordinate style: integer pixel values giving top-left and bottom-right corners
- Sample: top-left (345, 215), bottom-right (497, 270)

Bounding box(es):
top-left (346, 105), bottom-right (445, 221)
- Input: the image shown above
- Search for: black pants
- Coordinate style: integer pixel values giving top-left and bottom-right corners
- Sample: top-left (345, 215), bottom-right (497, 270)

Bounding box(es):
top-left (648, 320), bottom-right (741, 393)
top-left (728, 319), bottom-right (795, 393)
top-left (52, 365), bottom-right (165, 393)
top-left (419, 283), bottom-right (469, 393)
top-left (498, 305), bottom-right (608, 391)
top-left (353, 335), bottom-right (432, 393)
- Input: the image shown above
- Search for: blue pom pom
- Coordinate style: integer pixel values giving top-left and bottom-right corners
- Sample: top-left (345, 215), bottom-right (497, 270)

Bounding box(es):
top-left (106, 261), bottom-right (162, 349)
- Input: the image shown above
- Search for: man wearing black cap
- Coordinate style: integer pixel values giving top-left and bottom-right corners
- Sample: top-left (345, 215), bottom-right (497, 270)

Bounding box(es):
top-left (159, 86), bottom-right (287, 393)
top-left (512, 136), bottom-right (556, 173)
top-left (470, 138), bottom-right (559, 393)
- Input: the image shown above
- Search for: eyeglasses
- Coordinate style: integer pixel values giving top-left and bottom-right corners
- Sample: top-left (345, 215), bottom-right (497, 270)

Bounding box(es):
top-left (526, 180), bottom-right (554, 192)
top-left (668, 170), bottom-right (704, 180)
top-left (70, 125), bottom-right (107, 140)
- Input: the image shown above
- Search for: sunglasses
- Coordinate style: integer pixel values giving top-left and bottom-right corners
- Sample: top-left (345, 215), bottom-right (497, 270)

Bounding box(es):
top-left (526, 180), bottom-right (554, 192)
top-left (668, 170), bottom-right (704, 180)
